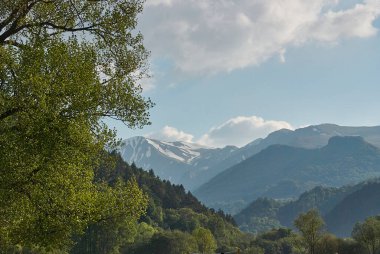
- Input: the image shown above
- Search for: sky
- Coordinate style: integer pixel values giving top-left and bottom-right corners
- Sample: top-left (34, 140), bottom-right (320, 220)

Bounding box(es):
top-left (108, 0), bottom-right (380, 148)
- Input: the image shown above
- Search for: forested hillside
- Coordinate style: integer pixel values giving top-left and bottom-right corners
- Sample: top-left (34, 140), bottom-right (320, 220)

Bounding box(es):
top-left (71, 153), bottom-right (244, 254)
top-left (196, 136), bottom-right (380, 211)
top-left (235, 179), bottom-right (380, 237)
top-left (325, 181), bottom-right (380, 237)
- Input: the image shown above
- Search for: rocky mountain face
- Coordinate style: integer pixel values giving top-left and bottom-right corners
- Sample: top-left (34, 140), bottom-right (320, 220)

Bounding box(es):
top-left (117, 136), bottom-right (238, 190)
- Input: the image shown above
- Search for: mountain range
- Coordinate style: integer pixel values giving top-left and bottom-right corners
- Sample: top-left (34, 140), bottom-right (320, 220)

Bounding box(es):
top-left (118, 124), bottom-right (380, 192)
top-left (113, 124), bottom-right (380, 244)
top-left (194, 135), bottom-right (380, 210)
top-left (117, 136), bottom-right (238, 190)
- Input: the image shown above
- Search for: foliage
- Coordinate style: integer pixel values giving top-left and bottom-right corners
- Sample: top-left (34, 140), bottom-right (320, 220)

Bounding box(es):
top-left (0, 0), bottom-right (152, 249)
top-left (278, 185), bottom-right (356, 227)
top-left (253, 228), bottom-right (299, 254)
top-left (235, 179), bottom-right (380, 237)
top-left (71, 154), bottom-right (243, 253)
top-left (294, 210), bottom-right (325, 254)
top-left (235, 198), bottom-right (283, 234)
top-left (127, 230), bottom-right (198, 254)
top-left (325, 181), bottom-right (380, 237)
top-left (315, 234), bottom-right (340, 254)
top-left (243, 246), bottom-right (265, 254)
top-left (192, 227), bottom-right (217, 253)
top-left (70, 179), bottom-right (148, 254)
top-left (352, 216), bottom-right (380, 254)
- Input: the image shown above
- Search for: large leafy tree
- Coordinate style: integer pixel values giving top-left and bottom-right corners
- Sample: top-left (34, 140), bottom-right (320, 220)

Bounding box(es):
top-left (192, 227), bottom-right (217, 254)
top-left (0, 0), bottom-right (152, 250)
top-left (352, 217), bottom-right (380, 254)
top-left (294, 209), bottom-right (325, 254)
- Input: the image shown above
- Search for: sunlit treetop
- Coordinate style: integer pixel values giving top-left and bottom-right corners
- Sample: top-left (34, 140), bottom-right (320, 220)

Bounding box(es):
top-left (0, 0), bottom-right (153, 128)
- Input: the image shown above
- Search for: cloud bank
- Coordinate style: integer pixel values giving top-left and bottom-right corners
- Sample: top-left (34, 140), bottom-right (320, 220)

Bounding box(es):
top-left (146, 116), bottom-right (293, 147)
top-left (140, 0), bottom-right (380, 74)
top-left (198, 116), bottom-right (293, 147)
top-left (145, 126), bottom-right (194, 143)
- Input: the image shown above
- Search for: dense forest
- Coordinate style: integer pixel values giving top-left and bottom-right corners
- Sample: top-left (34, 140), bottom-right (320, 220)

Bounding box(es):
top-left (235, 179), bottom-right (380, 238)
top-left (1, 1), bottom-right (380, 254)
top-left (4, 153), bottom-right (380, 254)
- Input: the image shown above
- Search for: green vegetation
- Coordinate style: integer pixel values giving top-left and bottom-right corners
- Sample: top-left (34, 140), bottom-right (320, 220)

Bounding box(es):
top-left (196, 136), bottom-right (380, 209)
top-left (70, 154), bottom-right (245, 253)
top-left (1, 1), bottom-right (380, 253)
top-left (294, 210), bottom-right (325, 254)
top-left (70, 155), bottom-right (380, 254)
top-left (235, 198), bottom-right (283, 234)
top-left (1, 149), bottom-right (380, 253)
top-left (325, 181), bottom-right (380, 236)
top-left (192, 227), bottom-right (217, 253)
top-left (235, 179), bottom-right (380, 238)
top-left (0, 0), bottom-right (152, 250)
top-left (352, 216), bottom-right (380, 254)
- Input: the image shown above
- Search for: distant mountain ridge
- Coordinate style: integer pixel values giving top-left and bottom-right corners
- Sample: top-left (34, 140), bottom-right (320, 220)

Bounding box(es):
top-left (118, 136), bottom-right (238, 190)
top-left (194, 136), bottom-right (380, 210)
top-left (118, 124), bottom-right (380, 191)
top-left (203, 124), bottom-right (380, 179)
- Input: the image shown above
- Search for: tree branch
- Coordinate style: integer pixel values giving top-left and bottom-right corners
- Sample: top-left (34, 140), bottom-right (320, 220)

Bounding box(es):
top-left (0, 107), bottom-right (21, 121)
top-left (2, 39), bottom-right (27, 49)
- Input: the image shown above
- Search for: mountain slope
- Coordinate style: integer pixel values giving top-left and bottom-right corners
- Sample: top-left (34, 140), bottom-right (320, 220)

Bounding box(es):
top-left (325, 181), bottom-right (380, 237)
top-left (118, 136), bottom-right (237, 190)
top-left (234, 179), bottom-right (380, 237)
top-left (195, 136), bottom-right (380, 209)
top-left (203, 124), bottom-right (380, 182)
top-left (119, 125), bottom-right (380, 191)
top-left (72, 153), bottom-right (242, 253)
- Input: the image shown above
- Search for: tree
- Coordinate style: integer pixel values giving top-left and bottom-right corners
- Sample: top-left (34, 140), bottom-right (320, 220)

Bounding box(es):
top-left (192, 227), bottom-right (217, 254)
top-left (352, 216), bottom-right (380, 254)
top-left (316, 234), bottom-right (339, 254)
top-left (294, 209), bottom-right (325, 254)
top-left (0, 0), bottom-right (152, 249)
top-left (70, 179), bottom-right (148, 254)
top-left (147, 230), bottom-right (198, 254)
top-left (243, 246), bottom-right (265, 254)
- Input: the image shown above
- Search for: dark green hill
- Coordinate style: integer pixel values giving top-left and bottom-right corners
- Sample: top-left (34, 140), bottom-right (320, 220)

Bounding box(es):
top-left (234, 198), bottom-right (284, 234)
top-left (277, 185), bottom-right (358, 227)
top-left (201, 125), bottom-right (380, 188)
top-left (233, 185), bottom-right (355, 234)
top-left (234, 179), bottom-right (380, 237)
top-left (195, 136), bottom-right (380, 211)
top-left (325, 181), bottom-right (380, 237)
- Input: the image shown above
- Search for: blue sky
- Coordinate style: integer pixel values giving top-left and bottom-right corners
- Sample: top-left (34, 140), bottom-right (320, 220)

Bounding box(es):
top-left (109, 0), bottom-right (380, 148)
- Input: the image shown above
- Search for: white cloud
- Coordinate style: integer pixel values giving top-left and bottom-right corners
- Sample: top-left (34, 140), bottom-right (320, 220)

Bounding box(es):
top-left (139, 0), bottom-right (380, 74)
top-left (308, 1), bottom-right (380, 42)
top-left (145, 126), bottom-right (194, 142)
top-left (198, 116), bottom-right (294, 147)
top-left (145, 116), bottom-right (293, 147)
top-left (145, 0), bottom-right (173, 7)
top-left (140, 75), bottom-right (156, 92)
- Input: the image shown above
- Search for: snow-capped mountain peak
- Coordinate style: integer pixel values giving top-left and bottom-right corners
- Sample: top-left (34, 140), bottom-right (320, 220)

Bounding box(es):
top-left (145, 138), bottom-right (203, 163)
top-left (117, 136), bottom-right (238, 190)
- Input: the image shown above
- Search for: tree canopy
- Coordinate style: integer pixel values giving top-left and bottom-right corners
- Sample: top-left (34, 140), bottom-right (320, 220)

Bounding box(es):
top-left (352, 216), bottom-right (380, 254)
top-left (0, 0), bottom-right (152, 249)
top-left (294, 209), bottom-right (325, 254)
